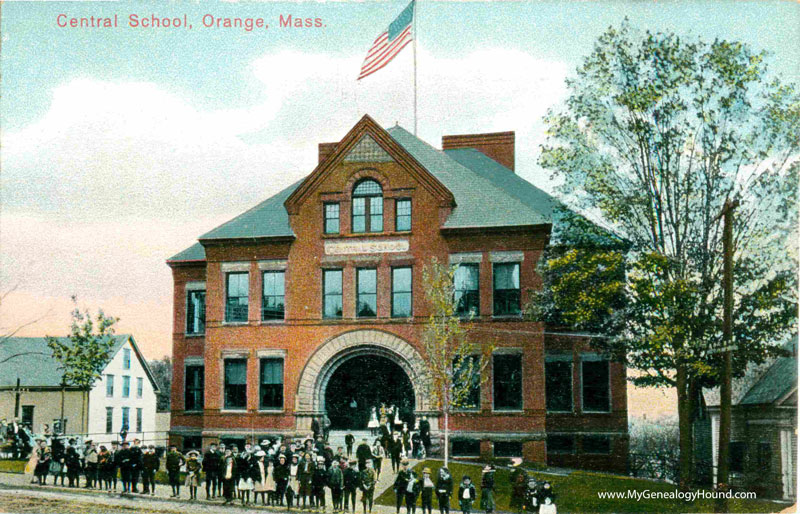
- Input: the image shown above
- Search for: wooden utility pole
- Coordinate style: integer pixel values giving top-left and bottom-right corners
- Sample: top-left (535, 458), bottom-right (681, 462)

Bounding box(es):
top-left (14, 377), bottom-right (21, 418)
top-left (715, 198), bottom-right (739, 513)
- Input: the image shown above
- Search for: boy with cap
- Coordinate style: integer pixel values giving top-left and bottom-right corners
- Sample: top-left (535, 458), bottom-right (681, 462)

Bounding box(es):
top-left (435, 467), bottom-right (453, 514)
top-left (420, 468), bottom-right (435, 514)
top-left (117, 441), bottom-right (133, 493)
top-left (403, 467), bottom-right (422, 514)
top-left (328, 459), bottom-right (344, 512)
top-left (393, 460), bottom-right (412, 514)
top-left (165, 445), bottom-right (185, 498)
top-left (274, 453), bottom-right (290, 506)
top-left (109, 440), bottom-right (120, 491)
top-left (359, 459), bottom-right (377, 514)
top-left (343, 460), bottom-right (359, 512)
top-left (480, 465), bottom-right (495, 514)
top-left (84, 440), bottom-right (98, 489)
top-left (221, 447), bottom-right (237, 505)
top-left (130, 439), bottom-right (144, 493)
top-left (203, 442), bottom-right (221, 499)
top-left (458, 475), bottom-right (476, 514)
top-left (312, 456), bottom-right (328, 510)
top-left (142, 445), bottom-right (159, 496)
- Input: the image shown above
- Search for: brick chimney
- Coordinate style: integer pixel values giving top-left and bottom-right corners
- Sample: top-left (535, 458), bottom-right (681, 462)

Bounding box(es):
top-left (318, 142), bottom-right (338, 164)
top-left (441, 131), bottom-right (515, 172)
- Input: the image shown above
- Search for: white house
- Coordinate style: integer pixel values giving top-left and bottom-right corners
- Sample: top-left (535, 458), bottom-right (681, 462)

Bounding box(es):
top-left (0, 335), bottom-right (160, 447)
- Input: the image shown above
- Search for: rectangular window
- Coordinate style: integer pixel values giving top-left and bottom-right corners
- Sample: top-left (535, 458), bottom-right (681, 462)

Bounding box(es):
top-left (122, 375), bottom-right (130, 398)
top-left (224, 359), bottom-right (247, 410)
top-left (352, 197), bottom-right (366, 233)
top-left (454, 264), bottom-right (480, 317)
top-left (451, 439), bottom-right (481, 457)
top-left (493, 353), bottom-right (523, 410)
top-left (370, 197), bottom-right (383, 232)
top-left (105, 407), bottom-right (113, 434)
top-left (121, 407), bottom-right (130, 431)
top-left (395, 199), bottom-right (412, 231)
top-left (357, 268), bottom-right (378, 317)
top-left (391, 267), bottom-right (412, 318)
top-left (730, 442), bottom-right (747, 473)
top-left (186, 290), bottom-right (206, 334)
top-left (582, 358), bottom-right (610, 412)
top-left (262, 271), bottom-right (286, 321)
top-left (21, 406), bottom-right (34, 428)
top-left (493, 263), bottom-right (521, 315)
top-left (184, 365), bottom-right (204, 412)
top-left (260, 358), bottom-right (284, 410)
top-left (135, 408), bottom-right (142, 433)
top-left (136, 377), bottom-right (143, 398)
top-left (494, 441), bottom-right (523, 457)
top-left (453, 355), bottom-right (481, 409)
top-left (323, 269), bottom-right (343, 319)
top-left (547, 434), bottom-right (575, 454)
top-left (106, 374), bottom-right (114, 397)
top-left (583, 435), bottom-right (611, 454)
top-left (123, 348), bottom-right (131, 370)
top-left (225, 272), bottom-right (249, 322)
top-left (545, 357), bottom-right (573, 412)
top-left (324, 202), bottom-right (340, 234)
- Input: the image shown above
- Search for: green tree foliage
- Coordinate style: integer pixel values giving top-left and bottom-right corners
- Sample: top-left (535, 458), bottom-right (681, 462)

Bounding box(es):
top-left (532, 20), bottom-right (799, 485)
top-left (422, 257), bottom-right (492, 466)
top-left (46, 299), bottom-right (118, 432)
top-left (148, 356), bottom-right (172, 412)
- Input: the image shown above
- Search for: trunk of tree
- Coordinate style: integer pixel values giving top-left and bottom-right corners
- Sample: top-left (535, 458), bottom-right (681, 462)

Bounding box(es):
top-left (687, 376), bottom-right (698, 486)
top-left (443, 384), bottom-right (450, 468)
top-left (677, 362), bottom-right (693, 491)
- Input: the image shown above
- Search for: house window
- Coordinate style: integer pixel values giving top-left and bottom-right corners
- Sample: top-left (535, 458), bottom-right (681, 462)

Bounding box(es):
top-left (106, 374), bottom-right (114, 397)
top-left (730, 441), bottom-right (747, 473)
top-left (136, 377), bottom-right (143, 398)
top-left (122, 375), bottom-right (130, 398)
top-left (545, 356), bottom-right (573, 412)
top-left (547, 434), bottom-right (575, 454)
top-left (395, 199), bottom-right (411, 231)
top-left (323, 269), bottom-right (343, 319)
top-left (324, 203), bottom-right (340, 234)
top-left (582, 358), bottom-right (610, 412)
top-left (454, 264), bottom-right (480, 317)
top-left (451, 439), bottom-right (481, 457)
top-left (493, 262), bottom-right (520, 315)
top-left (123, 348), bottom-right (131, 370)
top-left (583, 435), bottom-right (611, 454)
top-left (453, 355), bottom-right (481, 409)
top-left (259, 358), bottom-right (284, 410)
top-left (121, 407), bottom-right (130, 431)
top-left (135, 408), bottom-right (143, 433)
top-left (357, 268), bottom-right (378, 317)
top-left (225, 272), bottom-right (249, 322)
top-left (391, 267), bottom-right (412, 318)
top-left (262, 271), bottom-right (285, 321)
top-left (493, 353), bottom-right (522, 410)
top-left (21, 406), bottom-right (34, 428)
top-left (224, 359), bottom-right (247, 410)
top-left (494, 441), bottom-right (523, 457)
top-left (352, 179), bottom-right (383, 233)
top-left (184, 365), bottom-right (204, 412)
top-left (105, 407), bottom-right (113, 434)
top-left (186, 290), bottom-right (206, 334)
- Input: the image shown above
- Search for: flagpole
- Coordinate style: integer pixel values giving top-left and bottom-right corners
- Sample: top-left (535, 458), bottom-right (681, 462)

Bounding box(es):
top-left (413, 0), bottom-right (417, 136)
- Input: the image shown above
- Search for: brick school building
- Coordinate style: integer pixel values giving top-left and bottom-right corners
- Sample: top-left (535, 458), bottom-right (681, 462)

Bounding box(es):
top-left (167, 115), bottom-right (628, 472)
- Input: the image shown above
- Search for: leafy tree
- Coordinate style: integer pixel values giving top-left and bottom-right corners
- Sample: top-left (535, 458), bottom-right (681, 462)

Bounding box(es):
top-left (148, 356), bottom-right (172, 412)
top-left (533, 21), bottom-right (799, 487)
top-left (422, 257), bottom-right (492, 466)
top-left (46, 299), bottom-right (118, 434)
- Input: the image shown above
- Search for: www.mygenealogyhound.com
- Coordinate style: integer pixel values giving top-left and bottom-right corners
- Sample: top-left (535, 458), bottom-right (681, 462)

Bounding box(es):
top-left (597, 489), bottom-right (758, 502)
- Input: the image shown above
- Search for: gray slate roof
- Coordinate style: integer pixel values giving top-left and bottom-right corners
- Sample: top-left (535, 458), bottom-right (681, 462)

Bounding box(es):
top-left (169, 124), bottom-right (564, 262)
top-left (0, 335), bottom-right (157, 390)
top-left (739, 340), bottom-right (797, 405)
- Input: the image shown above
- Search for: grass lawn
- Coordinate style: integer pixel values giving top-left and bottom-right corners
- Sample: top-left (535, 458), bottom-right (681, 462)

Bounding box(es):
top-left (375, 460), bottom-right (784, 513)
top-left (0, 460), bottom-right (26, 473)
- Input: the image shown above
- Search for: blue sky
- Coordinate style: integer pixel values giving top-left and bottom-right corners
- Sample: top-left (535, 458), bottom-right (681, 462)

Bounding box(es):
top-left (0, 1), bottom-right (797, 417)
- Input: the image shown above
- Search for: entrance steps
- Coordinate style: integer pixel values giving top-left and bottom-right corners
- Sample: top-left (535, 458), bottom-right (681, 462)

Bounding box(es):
top-left (326, 429), bottom-right (377, 451)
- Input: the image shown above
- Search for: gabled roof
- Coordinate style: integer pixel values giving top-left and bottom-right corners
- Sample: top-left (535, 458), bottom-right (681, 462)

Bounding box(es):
top-left (0, 335), bottom-right (160, 392)
top-left (284, 115), bottom-right (455, 214)
top-left (739, 340), bottom-right (797, 406)
top-left (167, 242), bottom-right (206, 263)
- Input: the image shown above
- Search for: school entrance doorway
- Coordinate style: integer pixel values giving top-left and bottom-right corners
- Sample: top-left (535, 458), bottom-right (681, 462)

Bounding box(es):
top-left (324, 354), bottom-right (415, 430)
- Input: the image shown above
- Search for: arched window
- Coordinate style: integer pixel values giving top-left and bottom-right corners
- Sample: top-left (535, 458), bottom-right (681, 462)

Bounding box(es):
top-left (352, 179), bottom-right (383, 233)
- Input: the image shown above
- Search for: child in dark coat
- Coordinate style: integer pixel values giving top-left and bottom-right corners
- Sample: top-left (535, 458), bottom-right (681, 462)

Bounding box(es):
top-left (458, 476), bottom-right (476, 514)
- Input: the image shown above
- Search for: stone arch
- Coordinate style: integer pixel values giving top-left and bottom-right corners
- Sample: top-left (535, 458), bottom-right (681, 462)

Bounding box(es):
top-left (294, 330), bottom-right (434, 429)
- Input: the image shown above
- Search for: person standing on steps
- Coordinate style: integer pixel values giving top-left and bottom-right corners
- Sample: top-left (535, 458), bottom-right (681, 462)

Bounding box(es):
top-left (356, 438), bottom-right (372, 472)
top-left (419, 416), bottom-right (431, 457)
top-left (389, 433), bottom-right (402, 473)
top-left (345, 433), bottom-right (355, 458)
top-left (370, 438), bottom-right (385, 479)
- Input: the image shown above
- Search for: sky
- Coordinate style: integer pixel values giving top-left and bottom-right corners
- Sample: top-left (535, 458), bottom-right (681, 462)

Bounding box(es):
top-left (1, 0), bottom-right (798, 420)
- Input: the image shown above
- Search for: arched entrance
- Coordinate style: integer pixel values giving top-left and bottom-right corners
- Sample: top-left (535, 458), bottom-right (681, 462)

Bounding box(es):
top-left (294, 329), bottom-right (437, 432)
top-left (324, 354), bottom-right (415, 430)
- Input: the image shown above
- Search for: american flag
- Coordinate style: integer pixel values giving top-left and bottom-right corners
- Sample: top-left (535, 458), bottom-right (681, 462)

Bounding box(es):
top-left (358, 1), bottom-right (415, 81)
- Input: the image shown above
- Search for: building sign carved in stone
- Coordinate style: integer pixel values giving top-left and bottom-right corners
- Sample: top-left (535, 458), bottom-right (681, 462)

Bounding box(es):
top-left (324, 239), bottom-right (409, 256)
